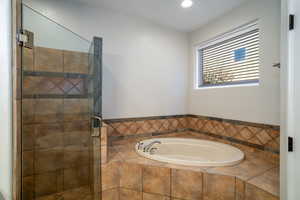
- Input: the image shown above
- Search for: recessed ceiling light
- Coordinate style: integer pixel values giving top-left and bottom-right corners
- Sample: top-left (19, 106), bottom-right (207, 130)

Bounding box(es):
top-left (181, 0), bottom-right (193, 8)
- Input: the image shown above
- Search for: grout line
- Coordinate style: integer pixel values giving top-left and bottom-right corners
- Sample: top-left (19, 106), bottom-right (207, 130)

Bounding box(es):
top-left (169, 168), bottom-right (172, 198)
top-left (246, 166), bottom-right (278, 182)
top-left (234, 177), bottom-right (237, 200)
top-left (141, 165), bottom-right (144, 200)
top-left (202, 172), bottom-right (204, 200)
top-left (105, 114), bottom-right (279, 130)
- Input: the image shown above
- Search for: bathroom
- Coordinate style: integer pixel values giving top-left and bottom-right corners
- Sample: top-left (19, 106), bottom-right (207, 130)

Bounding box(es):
top-left (1, 0), bottom-right (299, 199)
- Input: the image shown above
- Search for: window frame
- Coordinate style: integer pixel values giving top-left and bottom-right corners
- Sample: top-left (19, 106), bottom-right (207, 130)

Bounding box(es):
top-left (195, 21), bottom-right (260, 89)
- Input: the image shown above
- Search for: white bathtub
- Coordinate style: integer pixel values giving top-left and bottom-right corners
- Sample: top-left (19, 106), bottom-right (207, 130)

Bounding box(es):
top-left (135, 138), bottom-right (244, 167)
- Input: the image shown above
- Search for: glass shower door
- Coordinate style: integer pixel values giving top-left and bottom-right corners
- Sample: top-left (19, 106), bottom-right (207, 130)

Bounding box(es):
top-left (21, 4), bottom-right (102, 200)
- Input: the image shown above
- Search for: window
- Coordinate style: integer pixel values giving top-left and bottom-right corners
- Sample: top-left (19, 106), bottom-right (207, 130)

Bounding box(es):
top-left (196, 22), bottom-right (260, 88)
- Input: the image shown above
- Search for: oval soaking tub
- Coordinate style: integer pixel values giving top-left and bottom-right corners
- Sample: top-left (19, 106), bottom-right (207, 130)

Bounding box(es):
top-left (135, 138), bottom-right (244, 167)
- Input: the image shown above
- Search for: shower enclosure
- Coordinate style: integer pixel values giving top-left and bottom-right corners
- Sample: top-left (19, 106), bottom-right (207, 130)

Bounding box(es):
top-left (20, 4), bottom-right (103, 200)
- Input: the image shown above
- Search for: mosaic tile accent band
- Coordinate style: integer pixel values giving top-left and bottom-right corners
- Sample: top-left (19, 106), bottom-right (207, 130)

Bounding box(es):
top-left (104, 115), bottom-right (280, 154)
top-left (22, 46), bottom-right (89, 99)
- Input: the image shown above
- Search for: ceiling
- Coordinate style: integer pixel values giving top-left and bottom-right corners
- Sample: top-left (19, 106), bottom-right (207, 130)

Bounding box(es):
top-left (78, 0), bottom-right (248, 32)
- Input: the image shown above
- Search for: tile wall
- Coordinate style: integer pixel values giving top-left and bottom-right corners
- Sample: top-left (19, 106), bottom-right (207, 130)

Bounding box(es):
top-left (21, 46), bottom-right (280, 200)
top-left (100, 162), bottom-right (278, 200)
top-left (21, 46), bottom-right (96, 200)
top-left (105, 115), bottom-right (280, 156)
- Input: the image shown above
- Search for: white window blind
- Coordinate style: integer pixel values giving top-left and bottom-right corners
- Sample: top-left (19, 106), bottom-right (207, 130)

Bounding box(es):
top-left (198, 24), bottom-right (260, 87)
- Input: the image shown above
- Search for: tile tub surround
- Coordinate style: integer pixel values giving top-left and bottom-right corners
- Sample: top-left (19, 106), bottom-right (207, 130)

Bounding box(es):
top-left (105, 115), bottom-right (280, 158)
top-left (99, 132), bottom-right (279, 200)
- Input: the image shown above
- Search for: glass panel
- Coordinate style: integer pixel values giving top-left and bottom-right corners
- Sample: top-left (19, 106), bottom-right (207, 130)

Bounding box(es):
top-left (21, 4), bottom-right (102, 200)
top-left (22, 4), bottom-right (90, 52)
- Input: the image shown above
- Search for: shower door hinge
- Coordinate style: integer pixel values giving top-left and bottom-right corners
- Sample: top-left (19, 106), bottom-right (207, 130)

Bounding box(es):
top-left (289, 14), bottom-right (295, 30)
top-left (288, 137), bottom-right (294, 152)
top-left (18, 29), bottom-right (34, 49)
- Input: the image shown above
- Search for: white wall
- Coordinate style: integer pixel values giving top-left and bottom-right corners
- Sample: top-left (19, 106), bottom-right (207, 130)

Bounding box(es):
top-left (23, 0), bottom-right (189, 119)
top-left (23, 0), bottom-right (280, 125)
top-left (188, 0), bottom-right (281, 125)
top-left (0, 0), bottom-right (12, 199)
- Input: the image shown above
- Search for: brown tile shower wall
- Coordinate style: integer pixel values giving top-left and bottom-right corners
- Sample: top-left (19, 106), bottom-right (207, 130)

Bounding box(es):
top-left (21, 46), bottom-right (94, 199)
top-left (105, 115), bottom-right (280, 153)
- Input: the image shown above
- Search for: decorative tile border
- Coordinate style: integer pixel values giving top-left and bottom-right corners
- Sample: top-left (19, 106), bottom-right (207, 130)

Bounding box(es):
top-left (104, 115), bottom-right (188, 139)
top-left (22, 70), bottom-right (89, 99)
top-left (23, 70), bottom-right (89, 78)
top-left (188, 115), bottom-right (280, 153)
top-left (104, 114), bottom-right (187, 123)
top-left (109, 128), bottom-right (189, 145)
top-left (187, 114), bottom-right (279, 130)
top-left (104, 114), bottom-right (280, 154)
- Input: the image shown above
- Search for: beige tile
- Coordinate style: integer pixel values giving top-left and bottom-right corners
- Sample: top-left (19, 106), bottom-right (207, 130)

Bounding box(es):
top-left (206, 154), bottom-right (275, 181)
top-left (63, 165), bottom-right (90, 190)
top-left (247, 168), bottom-right (279, 197)
top-left (63, 99), bottom-right (89, 122)
top-left (22, 76), bottom-right (39, 95)
top-left (22, 151), bottom-right (34, 176)
top-left (100, 145), bottom-right (108, 164)
top-left (35, 171), bottom-right (60, 197)
top-left (62, 186), bottom-right (92, 200)
top-left (35, 193), bottom-right (63, 200)
top-left (36, 187), bottom-right (93, 200)
top-left (124, 156), bottom-right (166, 169)
top-left (101, 162), bottom-right (120, 191)
top-left (63, 50), bottom-right (88, 74)
top-left (120, 162), bottom-right (142, 191)
top-left (22, 125), bottom-right (35, 151)
top-left (34, 47), bottom-right (63, 72)
top-left (143, 165), bottom-right (171, 196)
top-left (35, 148), bottom-right (64, 173)
top-left (22, 99), bottom-right (35, 124)
top-left (102, 188), bottom-right (119, 200)
top-left (113, 144), bottom-right (139, 160)
top-left (35, 99), bottom-right (63, 123)
top-left (203, 173), bottom-right (235, 200)
top-left (171, 169), bottom-right (202, 200)
top-left (63, 150), bottom-right (89, 168)
top-left (119, 188), bottom-right (142, 200)
top-left (63, 121), bottom-right (90, 148)
top-left (35, 123), bottom-right (64, 149)
top-left (230, 143), bottom-right (279, 165)
top-left (101, 126), bottom-right (108, 146)
top-left (22, 48), bottom-right (34, 71)
top-left (22, 176), bottom-right (34, 200)
top-left (107, 146), bottom-right (123, 162)
top-left (143, 192), bottom-right (170, 200)
top-left (245, 183), bottom-right (278, 200)
top-left (165, 163), bottom-right (208, 173)
top-left (235, 178), bottom-right (245, 200)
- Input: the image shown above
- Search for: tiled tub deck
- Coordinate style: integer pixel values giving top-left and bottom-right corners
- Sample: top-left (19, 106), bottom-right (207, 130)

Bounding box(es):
top-left (101, 132), bottom-right (279, 200)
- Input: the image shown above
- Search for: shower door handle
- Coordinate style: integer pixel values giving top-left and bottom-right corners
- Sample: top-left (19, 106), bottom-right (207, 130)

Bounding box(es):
top-left (92, 116), bottom-right (102, 122)
top-left (91, 116), bottom-right (102, 137)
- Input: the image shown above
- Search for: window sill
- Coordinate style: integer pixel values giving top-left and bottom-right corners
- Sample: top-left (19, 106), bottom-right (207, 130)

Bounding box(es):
top-left (194, 82), bottom-right (259, 90)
